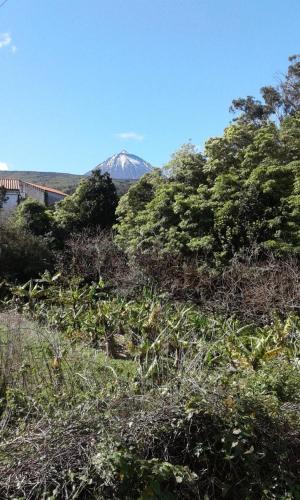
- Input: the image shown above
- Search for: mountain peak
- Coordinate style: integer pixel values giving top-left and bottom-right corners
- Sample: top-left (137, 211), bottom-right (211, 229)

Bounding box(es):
top-left (86, 151), bottom-right (153, 180)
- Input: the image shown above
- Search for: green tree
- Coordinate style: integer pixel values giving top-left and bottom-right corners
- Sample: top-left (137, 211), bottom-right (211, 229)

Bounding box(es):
top-left (230, 54), bottom-right (300, 124)
top-left (14, 198), bottom-right (52, 236)
top-left (55, 170), bottom-right (118, 235)
top-left (115, 169), bottom-right (163, 253)
top-left (116, 148), bottom-right (214, 257)
top-left (115, 57), bottom-right (300, 266)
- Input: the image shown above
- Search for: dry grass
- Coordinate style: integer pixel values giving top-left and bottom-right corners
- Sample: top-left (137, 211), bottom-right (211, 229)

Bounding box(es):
top-left (0, 411), bottom-right (99, 499)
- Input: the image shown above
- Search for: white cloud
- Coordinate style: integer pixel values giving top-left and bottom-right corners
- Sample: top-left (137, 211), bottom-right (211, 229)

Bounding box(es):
top-left (0, 33), bottom-right (12, 49)
top-left (0, 162), bottom-right (9, 171)
top-left (116, 131), bottom-right (144, 141)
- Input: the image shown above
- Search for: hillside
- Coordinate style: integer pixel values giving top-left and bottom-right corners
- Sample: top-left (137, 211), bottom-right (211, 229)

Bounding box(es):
top-left (7, 171), bottom-right (133, 196)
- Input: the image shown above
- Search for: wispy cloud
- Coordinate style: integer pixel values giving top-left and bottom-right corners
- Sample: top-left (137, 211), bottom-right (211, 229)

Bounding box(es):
top-left (0, 32), bottom-right (12, 49)
top-left (116, 131), bottom-right (144, 141)
top-left (0, 33), bottom-right (16, 53)
top-left (0, 162), bottom-right (9, 171)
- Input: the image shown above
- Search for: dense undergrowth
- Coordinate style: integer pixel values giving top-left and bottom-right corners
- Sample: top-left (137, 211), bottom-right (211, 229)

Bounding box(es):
top-left (0, 275), bottom-right (299, 499)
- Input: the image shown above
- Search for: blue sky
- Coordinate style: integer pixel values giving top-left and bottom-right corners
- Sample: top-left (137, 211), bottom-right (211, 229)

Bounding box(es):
top-left (0, 0), bottom-right (299, 174)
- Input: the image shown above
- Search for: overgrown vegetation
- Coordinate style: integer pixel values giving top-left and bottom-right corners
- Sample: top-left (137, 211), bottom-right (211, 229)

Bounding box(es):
top-left (1, 56), bottom-right (300, 499)
top-left (1, 282), bottom-right (299, 499)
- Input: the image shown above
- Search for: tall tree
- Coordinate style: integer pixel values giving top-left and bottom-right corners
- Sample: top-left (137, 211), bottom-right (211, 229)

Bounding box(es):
top-left (55, 170), bottom-right (118, 235)
top-left (230, 55), bottom-right (300, 124)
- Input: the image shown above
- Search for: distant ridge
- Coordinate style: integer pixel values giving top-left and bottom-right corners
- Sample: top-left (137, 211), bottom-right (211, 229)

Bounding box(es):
top-left (6, 171), bottom-right (84, 194)
top-left (6, 171), bottom-right (132, 197)
top-left (86, 150), bottom-right (153, 180)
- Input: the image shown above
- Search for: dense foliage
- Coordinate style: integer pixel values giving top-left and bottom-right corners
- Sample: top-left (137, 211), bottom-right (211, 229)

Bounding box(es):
top-left (116, 57), bottom-right (300, 265)
top-left (0, 223), bottom-right (53, 281)
top-left (14, 198), bottom-right (52, 236)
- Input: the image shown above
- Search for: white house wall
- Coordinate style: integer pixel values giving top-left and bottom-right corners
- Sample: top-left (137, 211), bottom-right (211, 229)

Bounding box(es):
top-left (20, 183), bottom-right (45, 204)
top-left (3, 191), bottom-right (20, 211)
top-left (46, 191), bottom-right (65, 205)
top-left (0, 191), bottom-right (20, 221)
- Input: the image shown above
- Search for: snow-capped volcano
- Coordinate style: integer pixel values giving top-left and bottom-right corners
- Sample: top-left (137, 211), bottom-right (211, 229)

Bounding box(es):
top-left (87, 150), bottom-right (153, 180)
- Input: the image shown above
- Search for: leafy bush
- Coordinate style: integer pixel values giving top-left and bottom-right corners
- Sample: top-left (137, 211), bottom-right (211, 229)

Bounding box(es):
top-left (0, 222), bottom-right (54, 281)
top-left (13, 197), bottom-right (52, 236)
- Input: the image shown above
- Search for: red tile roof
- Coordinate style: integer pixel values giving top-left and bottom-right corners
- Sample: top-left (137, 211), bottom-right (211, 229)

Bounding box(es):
top-left (0, 178), bottom-right (66, 196)
top-left (0, 178), bottom-right (20, 190)
top-left (26, 182), bottom-right (67, 196)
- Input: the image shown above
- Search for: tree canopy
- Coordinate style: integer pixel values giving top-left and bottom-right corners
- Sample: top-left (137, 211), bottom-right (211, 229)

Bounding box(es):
top-left (54, 170), bottom-right (118, 235)
top-left (115, 57), bottom-right (300, 266)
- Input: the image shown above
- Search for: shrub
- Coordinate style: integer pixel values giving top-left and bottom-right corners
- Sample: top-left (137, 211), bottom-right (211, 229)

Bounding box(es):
top-left (0, 222), bottom-right (54, 281)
